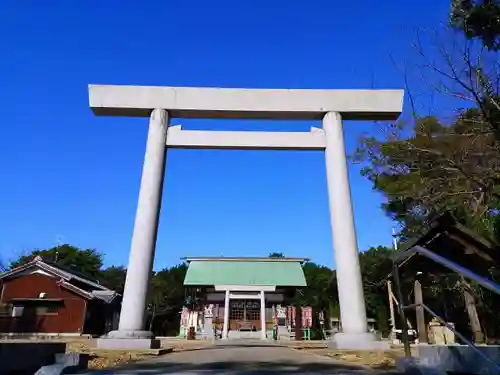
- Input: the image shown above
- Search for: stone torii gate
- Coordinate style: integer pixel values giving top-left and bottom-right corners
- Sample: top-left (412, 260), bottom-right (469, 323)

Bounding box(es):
top-left (89, 85), bottom-right (404, 350)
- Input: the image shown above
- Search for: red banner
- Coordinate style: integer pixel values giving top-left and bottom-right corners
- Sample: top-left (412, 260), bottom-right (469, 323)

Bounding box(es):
top-left (301, 307), bottom-right (312, 328)
top-left (285, 306), bottom-right (312, 328)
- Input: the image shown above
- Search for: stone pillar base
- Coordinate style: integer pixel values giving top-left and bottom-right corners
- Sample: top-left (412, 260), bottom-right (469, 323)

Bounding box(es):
top-left (96, 338), bottom-right (161, 350)
top-left (330, 332), bottom-right (390, 350)
top-left (97, 330), bottom-right (160, 350)
top-left (106, 330), bottom-right (153, 339)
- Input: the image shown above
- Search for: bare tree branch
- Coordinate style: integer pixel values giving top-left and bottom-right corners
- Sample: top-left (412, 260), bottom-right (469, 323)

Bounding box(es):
top-left (353, 24), bottom-right (500, 238)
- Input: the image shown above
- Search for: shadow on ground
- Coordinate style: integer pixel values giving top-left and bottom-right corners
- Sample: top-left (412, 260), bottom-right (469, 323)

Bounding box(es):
top-left (81, 361), bottom-right (390, 375)
top-left (171, 343), bottom-right (282, 353)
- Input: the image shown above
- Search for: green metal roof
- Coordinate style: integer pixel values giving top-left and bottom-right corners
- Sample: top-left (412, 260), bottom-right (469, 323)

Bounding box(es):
top-left (183, 259), bottom-right (307, 287)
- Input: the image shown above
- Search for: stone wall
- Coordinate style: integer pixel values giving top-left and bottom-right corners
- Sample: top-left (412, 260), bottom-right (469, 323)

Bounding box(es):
top-left (0, 342), bottom-right (66, 374)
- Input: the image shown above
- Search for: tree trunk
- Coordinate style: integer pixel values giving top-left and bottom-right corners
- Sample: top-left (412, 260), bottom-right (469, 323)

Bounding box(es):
top-left (295, 305), bottom-right (302, 341)
top-left (149, 304), bottom-right (156, 332)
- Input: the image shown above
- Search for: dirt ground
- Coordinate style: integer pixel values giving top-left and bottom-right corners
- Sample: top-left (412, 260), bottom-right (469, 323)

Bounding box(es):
top-left (293, 347), bottom-right (405, 370)
top-left (277, 341), bottom-right (406, 370)
top-left (66, 338), bottom-right (213, 369)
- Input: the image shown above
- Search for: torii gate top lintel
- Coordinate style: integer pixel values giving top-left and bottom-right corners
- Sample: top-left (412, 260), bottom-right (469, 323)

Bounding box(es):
top-left (88, 84), bottom-right (404, 121)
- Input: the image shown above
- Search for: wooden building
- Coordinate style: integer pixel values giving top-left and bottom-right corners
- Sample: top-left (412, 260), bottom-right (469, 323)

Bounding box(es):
top-left (388, 212), bottom-right (500, 344)
top-left (182, 257), bottom-right (309, 340)
top-left (0, 256), bottom-right (120, 336)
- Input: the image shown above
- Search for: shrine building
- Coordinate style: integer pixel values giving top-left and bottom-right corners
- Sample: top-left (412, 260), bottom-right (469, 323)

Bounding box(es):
top-left (181, 257), bottom-right (310, 340)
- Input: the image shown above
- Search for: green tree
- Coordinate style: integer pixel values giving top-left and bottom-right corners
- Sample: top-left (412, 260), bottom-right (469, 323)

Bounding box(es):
top-left (353, 114), bottom-right (500, 240)
top-left (98, 266), bottom-right (127, 293)
top-left (299, 262), bottom-right (336, 310)
top-left (359, 246), bottom-right (394, 336)
top-left (294, 261), bottom-right (337, 340)
top-left (451, 0), bottom-right (500, 50)
top-left (354, 109), bottom-right (500, 340)
top-left (10, 244), bottom-right (104, 278)
top-left (147, 263), bottom-right (188, 335)
top-left (268, 252), bottom-right (285, 258)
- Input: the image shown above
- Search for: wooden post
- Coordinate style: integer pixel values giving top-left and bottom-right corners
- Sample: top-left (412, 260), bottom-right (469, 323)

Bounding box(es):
top-left (387, 280), bottom-right (396, 338)
top-left (461, 277), bottom-right (484, 343)
top-left (414, 277), bottom-right (427, 344)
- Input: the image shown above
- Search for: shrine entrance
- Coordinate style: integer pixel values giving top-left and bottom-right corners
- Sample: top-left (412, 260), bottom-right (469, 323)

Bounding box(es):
top-left (90, 84), bottom-right (403, 350)
top-left (229, 299), bottom-right (261, 332)
top-left (181, 256), bottom-right (308, 340)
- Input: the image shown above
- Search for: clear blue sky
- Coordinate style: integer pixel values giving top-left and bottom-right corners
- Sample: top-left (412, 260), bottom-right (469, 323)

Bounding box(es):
top-left (0, 1), bottom-right (451, 269)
